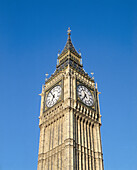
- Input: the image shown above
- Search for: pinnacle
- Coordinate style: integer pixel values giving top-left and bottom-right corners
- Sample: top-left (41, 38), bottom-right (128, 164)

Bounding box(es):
top-left (58, 28), bottom-right (81, 58)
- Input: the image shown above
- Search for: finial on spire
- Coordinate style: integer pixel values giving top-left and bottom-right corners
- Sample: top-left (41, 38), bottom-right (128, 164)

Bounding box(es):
top-left (67, 27), bottom-right (71, 38)
top-left (91, 72), bottom-right (94, 77)
top-left (91, 72), bottom-right (94, 80)
top-left (45, 73), bottom-right (49, 82)
top-left (79, 49), bottom-right (81, 56)
top-left (57, 50), bottom-right (60, 57)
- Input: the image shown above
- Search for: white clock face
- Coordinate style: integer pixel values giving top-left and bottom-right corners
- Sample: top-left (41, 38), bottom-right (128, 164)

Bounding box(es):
top-left (77, 85), bottom-right (94, 106)
top-left (46, 85), bottom-right (62, 108)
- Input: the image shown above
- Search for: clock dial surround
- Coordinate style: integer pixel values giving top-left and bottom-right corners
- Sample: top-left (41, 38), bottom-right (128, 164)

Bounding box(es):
top-left (77, 85), bottom-right (94, 106)
top-left (46, 85), bottom-right (62, 108)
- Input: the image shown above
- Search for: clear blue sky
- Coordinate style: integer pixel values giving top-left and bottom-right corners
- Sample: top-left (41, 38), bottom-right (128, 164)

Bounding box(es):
top-left (0, 0), bottom-right (137, 170)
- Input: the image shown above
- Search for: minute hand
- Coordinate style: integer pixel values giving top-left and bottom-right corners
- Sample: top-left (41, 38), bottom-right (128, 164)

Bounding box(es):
top-left (50, 92), bottom-right (54, 97)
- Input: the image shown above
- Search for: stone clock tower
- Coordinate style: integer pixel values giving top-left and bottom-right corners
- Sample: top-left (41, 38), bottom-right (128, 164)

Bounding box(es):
top-left (37, 28), bottom-right (104, 170)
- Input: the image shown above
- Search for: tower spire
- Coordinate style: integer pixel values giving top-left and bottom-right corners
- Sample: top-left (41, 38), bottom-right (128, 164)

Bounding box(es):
top-left (58, 28), bottom-right (81, 59)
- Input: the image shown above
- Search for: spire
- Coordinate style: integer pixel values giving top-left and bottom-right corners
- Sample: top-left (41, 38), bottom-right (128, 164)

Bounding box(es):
top-left (58, 28), bottom-right (81, 59)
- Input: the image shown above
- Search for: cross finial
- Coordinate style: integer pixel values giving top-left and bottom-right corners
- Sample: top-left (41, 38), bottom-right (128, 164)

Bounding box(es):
top-left (67, 27), bottom-right (71, 36)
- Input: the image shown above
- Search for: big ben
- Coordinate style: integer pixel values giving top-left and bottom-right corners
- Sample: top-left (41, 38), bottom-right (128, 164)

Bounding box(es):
top-left (37, 28), bottom-right (104, 170)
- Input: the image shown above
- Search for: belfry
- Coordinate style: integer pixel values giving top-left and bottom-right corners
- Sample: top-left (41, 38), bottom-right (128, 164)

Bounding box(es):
top-left (37, 28), bottom-right (104, 170)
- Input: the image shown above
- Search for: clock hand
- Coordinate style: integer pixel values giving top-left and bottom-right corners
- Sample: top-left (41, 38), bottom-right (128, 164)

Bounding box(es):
top-left (82, 93), bottom-right (86, 100)
top-left (50, 92), bottom-right (54, 97)
top-left (51, 93), bottom-right (56, 102)
top-left (51, 92), bottom-right (56, 99)
top-left (49, 92), bottom-right (54, 102)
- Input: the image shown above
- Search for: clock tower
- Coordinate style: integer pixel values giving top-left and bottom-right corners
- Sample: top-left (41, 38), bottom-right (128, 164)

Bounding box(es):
top-left (37, 28), bottom-right (104, 170)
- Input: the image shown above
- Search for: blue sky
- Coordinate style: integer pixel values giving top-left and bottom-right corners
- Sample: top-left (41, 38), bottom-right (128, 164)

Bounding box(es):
top-left (0, 0), bottom-right (137, 169)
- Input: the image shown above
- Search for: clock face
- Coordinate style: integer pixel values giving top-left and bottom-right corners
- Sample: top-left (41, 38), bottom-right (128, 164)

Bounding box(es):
top-left (77, 85), bottom-right (94, 106)
top-left (46, 85), bottom-right (62, 108)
